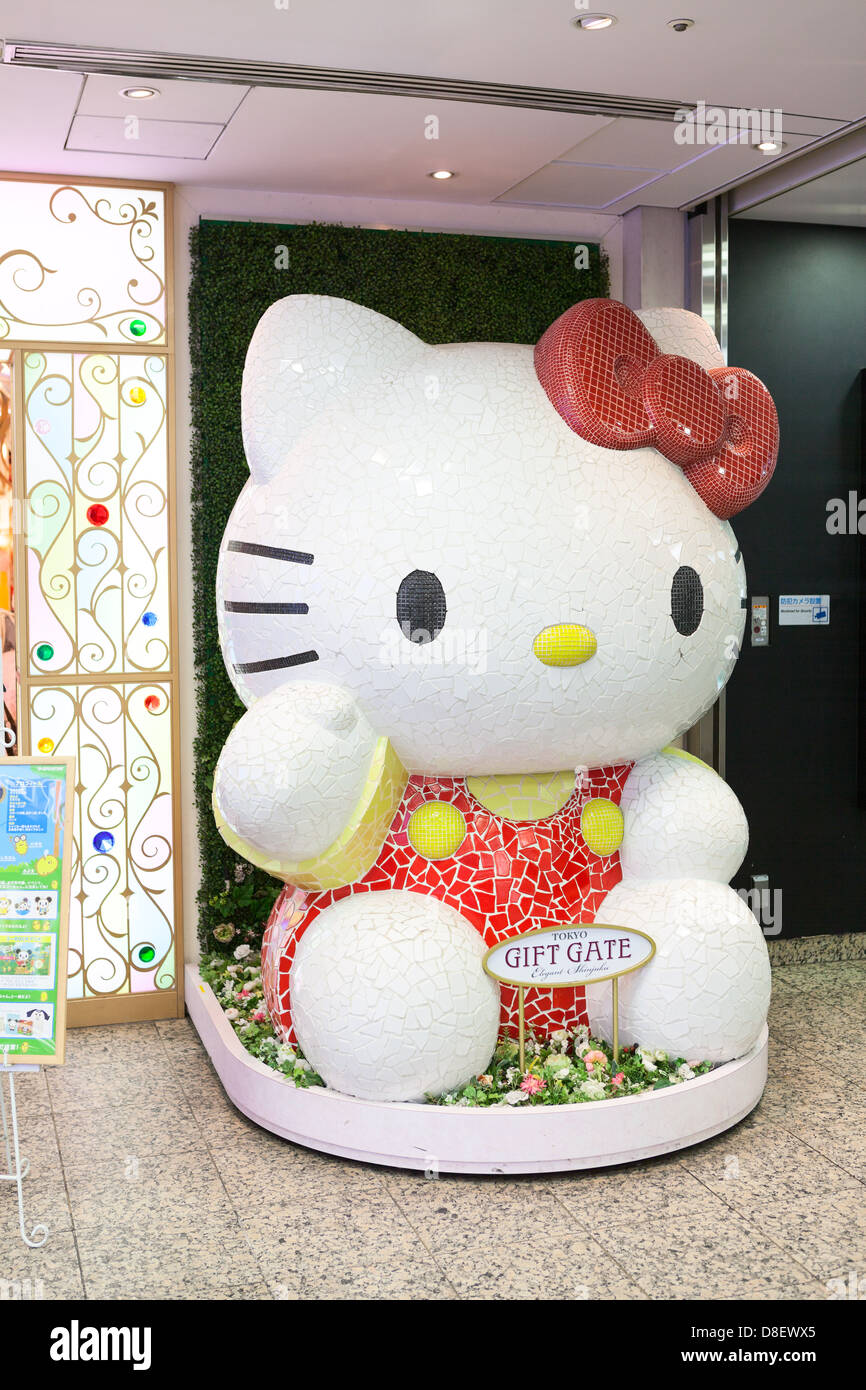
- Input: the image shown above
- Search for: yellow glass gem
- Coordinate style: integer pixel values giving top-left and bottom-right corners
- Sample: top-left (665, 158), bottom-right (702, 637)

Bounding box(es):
top-left (580, 798), bottom-right (624, 856)
top-left (407, 801), bottom-right (467, 860)
top-left (533, 624), bottom-right (597, 667)
top-left (129, 386), bottom-right (146, 405)
top-left (37, 737), bottom-right (54, 754)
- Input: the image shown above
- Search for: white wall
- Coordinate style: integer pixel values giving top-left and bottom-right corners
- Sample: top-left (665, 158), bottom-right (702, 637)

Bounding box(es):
top-left (172, 184), bottom-right (624, 963)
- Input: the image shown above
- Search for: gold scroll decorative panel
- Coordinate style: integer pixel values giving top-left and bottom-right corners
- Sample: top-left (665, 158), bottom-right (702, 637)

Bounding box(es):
top-left (21, 351), bottom-right (170, 678)
top-left (0, 181), bottom-right (166, 346)
top-left (28, 681), bottom-right (175, 1001)
top-left (18, 348), bottom-right (177, 1003)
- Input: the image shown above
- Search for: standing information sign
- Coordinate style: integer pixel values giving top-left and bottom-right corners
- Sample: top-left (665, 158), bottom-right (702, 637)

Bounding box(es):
top-left (483, 922), bottom-right (655, 1071)
top-left (0, 756), bottom-right (74, 1246)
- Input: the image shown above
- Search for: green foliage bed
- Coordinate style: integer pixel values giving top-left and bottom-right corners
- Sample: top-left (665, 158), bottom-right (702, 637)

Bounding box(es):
top-left (201, 950), bottom-right (711, 1104)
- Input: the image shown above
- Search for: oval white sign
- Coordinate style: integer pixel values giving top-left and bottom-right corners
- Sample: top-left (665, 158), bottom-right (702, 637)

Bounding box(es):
top-left (482, 922), bottom-right (655, 989)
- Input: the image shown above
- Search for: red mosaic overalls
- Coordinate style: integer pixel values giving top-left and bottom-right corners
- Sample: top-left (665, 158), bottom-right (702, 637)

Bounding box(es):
top-left (261, 764), bottom-right (631, 1045)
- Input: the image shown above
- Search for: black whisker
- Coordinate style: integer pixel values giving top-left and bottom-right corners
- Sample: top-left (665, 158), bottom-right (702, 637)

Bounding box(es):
top-left (228, 541), bottom-right (314, 565)
top-left (234, 651), bottom-right (319, 674)
top-left (224, 601), bottom-right (309, 614)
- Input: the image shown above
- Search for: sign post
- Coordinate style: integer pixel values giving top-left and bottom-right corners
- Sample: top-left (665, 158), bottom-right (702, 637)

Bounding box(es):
top-left (0, 756), bottom-right (74, 1247)
top-left (483, 922), bottom-right (656, 1070)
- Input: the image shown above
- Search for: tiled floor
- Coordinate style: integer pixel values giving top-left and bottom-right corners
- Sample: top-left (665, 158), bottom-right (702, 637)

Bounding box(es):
top-left (1, 961), bottom-right (864, 1300)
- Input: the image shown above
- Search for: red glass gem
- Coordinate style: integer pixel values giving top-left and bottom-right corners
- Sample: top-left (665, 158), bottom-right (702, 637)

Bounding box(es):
top-left (87, 504), bottom-right (109, 526)
top-left (144, 695), bottom-right (160, 712)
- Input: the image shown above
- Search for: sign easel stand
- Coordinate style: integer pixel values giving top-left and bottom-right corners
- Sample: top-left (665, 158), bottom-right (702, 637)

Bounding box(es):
top-left (0, 1061), bottom-right (48, 1248)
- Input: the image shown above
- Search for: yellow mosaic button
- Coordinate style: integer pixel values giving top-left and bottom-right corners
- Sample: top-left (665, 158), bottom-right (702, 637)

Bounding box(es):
top-left (407, 801), bottom-right (466, 860)
top-left (580, 798), bottom-right (624, 856)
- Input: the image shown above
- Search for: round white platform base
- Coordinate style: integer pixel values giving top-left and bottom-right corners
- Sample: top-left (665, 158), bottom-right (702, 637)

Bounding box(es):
top-left (185, 965), bottom-right (768, 1175)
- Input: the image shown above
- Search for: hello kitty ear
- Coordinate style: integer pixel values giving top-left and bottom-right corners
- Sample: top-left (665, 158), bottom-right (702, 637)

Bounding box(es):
top-left (242, 295), bottom-right (422, 484)
top-left (633, 307), bottom-right (725, 373)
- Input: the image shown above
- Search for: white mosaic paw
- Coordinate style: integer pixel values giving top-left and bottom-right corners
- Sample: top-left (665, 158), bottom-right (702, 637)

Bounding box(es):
top-left (620, 749), bottom-right (748, 882)
top-left (587, 877), bottom-right (770, 1063)
top-left (290, 891), bottom-right (500, 1101)
top-left (213, 682), bottom-right (377, 865)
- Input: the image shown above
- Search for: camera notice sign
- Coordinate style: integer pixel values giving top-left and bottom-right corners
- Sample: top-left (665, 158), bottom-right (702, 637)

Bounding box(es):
top-left (778, 595), bottom-right (829, 626)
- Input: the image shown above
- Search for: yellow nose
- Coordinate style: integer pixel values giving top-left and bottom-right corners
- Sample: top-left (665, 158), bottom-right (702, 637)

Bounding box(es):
top-left (533, 623), bottom-right (597, 667)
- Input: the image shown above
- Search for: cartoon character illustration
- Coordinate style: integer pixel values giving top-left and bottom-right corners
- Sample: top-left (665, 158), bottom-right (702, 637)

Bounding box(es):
top-left (14, 836), bottom-right (27, 855)
top-left (36, 855), bottom-right (58, 875)
top-left (14, 898), bottom-right (29, 915)
top-left (33, 895), bottom-right (51, 916)
top-left (213, 295), bottom-right (776, 1102)
top-left (0, 898), bottom-right (10, 917)
top-left (14, 946), bottom-right (33, 972)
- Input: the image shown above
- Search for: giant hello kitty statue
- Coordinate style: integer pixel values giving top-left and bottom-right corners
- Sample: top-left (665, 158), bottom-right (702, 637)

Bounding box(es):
top-left (213, 295), bottom-right (776, 1103)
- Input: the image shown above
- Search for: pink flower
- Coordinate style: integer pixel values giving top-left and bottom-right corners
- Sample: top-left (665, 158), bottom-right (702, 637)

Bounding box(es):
top-left (584, 1050), bottom-right (607, 1066)
top-left (252, 1009), bottom-right (267, 1022)
top-left (610, 1072), bottom-right (625, 1088)
top-left (520, 1074), bottom-right (545, 1096)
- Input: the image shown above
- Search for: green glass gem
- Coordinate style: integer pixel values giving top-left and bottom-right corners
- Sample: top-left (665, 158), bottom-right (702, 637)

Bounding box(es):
top-left (139, 945), bottom-right (156, 964)
top-left (128, 319), bottom-right (147, 337)
top-left (35, 643), bottom-right (54, 661)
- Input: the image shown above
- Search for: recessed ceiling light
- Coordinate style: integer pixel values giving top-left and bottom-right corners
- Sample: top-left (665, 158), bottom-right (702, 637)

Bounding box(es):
top-left (119, 86), bottom-right (159, 100)
top-left (573, 13), bottom-right (617, 29)
top-left (429, 169), bottom-right (456, 180)
top-left (666, 17), bottom-right (695, 31)
top-left (755, 139), bottom-right (785, 153)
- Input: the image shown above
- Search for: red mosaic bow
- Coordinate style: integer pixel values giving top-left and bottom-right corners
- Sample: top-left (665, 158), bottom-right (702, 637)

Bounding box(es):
top-left (534, 298), bottom-right (779, 520)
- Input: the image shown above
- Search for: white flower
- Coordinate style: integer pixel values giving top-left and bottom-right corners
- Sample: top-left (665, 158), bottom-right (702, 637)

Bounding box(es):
top-left (579, 1078), bottom-right (607, 1101)
top-left (678, 1062), bottom-right (695, 1081)
top-left (638, 1048), bottom-right (657, 1073)
top-left (234, 944), bottom-right (252, 961)
top-left (504, 1066), bottom-right (519, 1085)
top-left (550, 1029), bottom-right (570, 1049)
top-left (294, 1058), bottom-right (311, 1071)
top-left (225, 1008), bottom-right (239, 1021)
top-left (655, 1050), bottom-right (668, 1063)
top-left (505, 1089), bottom-right (528, 1105)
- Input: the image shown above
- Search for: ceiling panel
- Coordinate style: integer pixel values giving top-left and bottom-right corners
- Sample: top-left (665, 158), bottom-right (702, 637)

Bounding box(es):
top-left (496, 162), bottom-right (661, 209)
top-left (556, 118), bottom-right (686, 171)
top-left (78, 72), bottom-right (249, 123)
top-left (602, 132), bottom-right (817, 212)
top-left (66, 114), bottom-right (225, 159)
top-left (200, 87), bottom-right (610, 197)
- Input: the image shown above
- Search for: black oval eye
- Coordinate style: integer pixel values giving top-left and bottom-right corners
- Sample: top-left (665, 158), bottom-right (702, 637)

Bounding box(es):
top-left (671, 565), bottom-right (704, 636)
top-left (396, 569), bottom-right (446, 644)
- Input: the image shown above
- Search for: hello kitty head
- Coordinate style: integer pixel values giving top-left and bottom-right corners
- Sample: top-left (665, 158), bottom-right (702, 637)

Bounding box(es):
top-left (217, 295), bottom-right (778, 773)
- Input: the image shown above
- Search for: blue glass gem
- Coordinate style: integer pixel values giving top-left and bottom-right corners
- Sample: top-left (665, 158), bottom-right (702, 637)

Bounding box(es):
top-left (142, 611), bottom-right (157, 627)
top-left (93, 831), bottom-right (115, 854)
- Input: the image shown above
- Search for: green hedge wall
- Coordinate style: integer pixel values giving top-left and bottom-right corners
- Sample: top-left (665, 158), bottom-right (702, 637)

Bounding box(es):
top-left (189, 220), bottom-right (609, 953)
